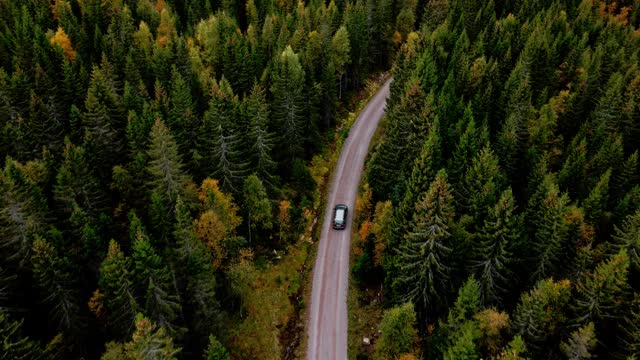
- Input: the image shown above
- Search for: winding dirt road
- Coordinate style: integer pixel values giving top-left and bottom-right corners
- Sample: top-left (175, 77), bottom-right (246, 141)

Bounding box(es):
top-left (307, 79), bottom-right (391, 360)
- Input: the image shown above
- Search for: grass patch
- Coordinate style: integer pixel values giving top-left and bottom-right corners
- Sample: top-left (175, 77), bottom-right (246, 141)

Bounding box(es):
top-left (227, 241), bottom-right (311, 359)
top-left (348, 275), bottom-right (384, 360)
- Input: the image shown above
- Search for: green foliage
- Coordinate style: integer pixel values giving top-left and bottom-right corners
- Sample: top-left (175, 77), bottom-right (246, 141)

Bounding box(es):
top-left (204, 335), bottom-right (231, 360)
top-left (475, 188), bottom-right (519, 304)
top-left (512, 278), bottom-right (571, 355)
top-left (101, 314), bottom-right (181, 360)
top-left (242, 175), bottom-right (273, 243)
top-left (395, 170), bottom-right (454, 317)
top-left (560, 322), bottom-right (597, 360)
top-left (0, 311), bottom-right (42, 358)
top-left (98, 240), bottom-right (139, 337)
top-left (613, 210), bottom-right (640, 273)
top-left (527, 174), bottom-right (570, 281)
top-left (0, 0), bottom-right (395, 357)
top-left (146, 118), bottom-right (191, 210)
top-left (31, 236), bottom-right (82, 334)
top-left (574, 250), bottom-right (630, 324)
top-left (374, 302), bottom-right (418, 359)
top-left (271, 46), bottom-right (307, 163)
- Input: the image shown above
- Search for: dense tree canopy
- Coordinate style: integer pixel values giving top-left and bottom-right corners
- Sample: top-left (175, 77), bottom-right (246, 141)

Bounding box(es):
top-left (365, 0), bottom-right (640, 358)
top-left (0, 0), bottom-right (398, 357)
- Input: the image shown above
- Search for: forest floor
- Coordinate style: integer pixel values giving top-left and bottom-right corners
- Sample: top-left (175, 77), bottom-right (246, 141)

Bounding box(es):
top-left (225, 73), bottom-right (389, 359)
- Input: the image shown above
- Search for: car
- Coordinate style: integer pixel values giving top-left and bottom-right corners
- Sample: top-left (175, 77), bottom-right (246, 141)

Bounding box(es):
top-left (333, 204), bottom-right (348, 230)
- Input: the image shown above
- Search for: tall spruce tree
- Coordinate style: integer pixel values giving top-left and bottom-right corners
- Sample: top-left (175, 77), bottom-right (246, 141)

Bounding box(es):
top-left (146, 118), bottom-right (191, 213)
top-left (474, 188), bottom-right (520, 304)
top-left (271, 46), bottom-right (307, 164)
top-left (527, 174), bottom-right (570, 282)
top-left (394, 169), bottom-right (455, 319)
top-left (98, 240), bottom-right (139, 337)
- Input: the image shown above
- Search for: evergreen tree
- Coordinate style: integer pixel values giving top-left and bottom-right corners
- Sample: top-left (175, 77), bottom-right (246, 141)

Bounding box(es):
top-left (101, 314), bottom-right (180, 359)
top-left (31, 236), bottom-right (81, 334)
top-left (54, 140), bottom-right (107, 218)
top-left (560, 322), bottom-right (597, 360)
top-left (271, 46), bottom-right (307, 163)
top-left (146, 118), bottom-right (191, 213)
top-left (512, 278), bottom-right (571, 356)
top-left (475, 188), bottom-right (520, 304)
top-left (527, 174), bottom-right (570, 281)
top-left (242, 175), bottom-right (272, 244)
top-left (131, 233), bottom-right (184, 338)
top-left (167, 68), bottom-right (197, 157)
top-left (172, 198), bottom-right (220, 348)
top-left (204, 335), bottom-right (230, 360)
top-left (0, 158), bottom-right (48, 268)
top-left (199, 82), bottom-right (248, 191)
top-left (461, 146), bottom-right (505, 229)
top-left (394, 170), bottom-right (455, 318)
top-left (0, 311), bottom-right (42, 359)
top-left (613, 210), bottom-right (640, 273)
top-left (582, 169), bottom-right (611, 229)
top-left (244, 85), bottom-right (276, 183)
top-left (574, 250), bottom-right (630, 325)
top-left (98, 240), bottom-right (139, 337)
top-left (82, 67), bottom-right (125, 177)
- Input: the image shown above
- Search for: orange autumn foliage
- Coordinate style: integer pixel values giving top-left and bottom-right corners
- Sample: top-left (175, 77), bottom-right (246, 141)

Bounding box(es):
top-left (194, 210), bottom-right (226, 270)
top-left (50, 27), bottom-right (76, 61)
top-left (88, 289), bottom-right (106, 321)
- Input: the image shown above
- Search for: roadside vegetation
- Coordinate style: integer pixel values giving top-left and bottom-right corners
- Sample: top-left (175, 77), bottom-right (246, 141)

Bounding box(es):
top-left (356, 0), bottom-right (640, 359)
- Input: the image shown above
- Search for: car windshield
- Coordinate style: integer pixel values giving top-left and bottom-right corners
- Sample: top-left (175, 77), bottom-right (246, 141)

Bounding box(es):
top-left (335, 209), bottom-right (345, 223)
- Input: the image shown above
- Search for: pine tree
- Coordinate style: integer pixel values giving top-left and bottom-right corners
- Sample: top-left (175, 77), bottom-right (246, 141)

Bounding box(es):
top-left (82, 67), bottom-right (125, 177)
top-left (0, 157), bottom-right (49, 268)
top-left (512, 278), bottom-right (571, 356)
top-left (559, 136), bottom-right (588, 199)
top-left (146, 118), bottom-right (191, 212)
top-left (613, 210), bottom-right (640, 273)
top-left (242, 175), bottom-right (272, 244)
top-left (199, 83), bottom-right (248, 191)
top-left (394, 170), bottom-right (455, 318)
top-left (443, 321), bottom-right (480, 360)
top-left (394, 121), bottom-right (442, 242)
top-left (244, 85), bottom-right (276, 183)
top-left (173, 198), bottom-right (220, 348)
top-left (31, 236), bottom-right (81, 334)
top-left (330, 26), bottom-right (351, 98)
top-left (475, 188), bottom-right (520, 304)
top-left (527, 174), bottom-right (570, 282)
top-left (131, 233), bottom-right (184, 338)
top-left (54, 140), bottom-right (107, 218)
top-left (0, 311), bottom-right (42, 358)
top-left (582, 168), bottom-right (611, 229)
top-left (461, 146), bottom-right (505, 230)
top-left (619, 293), bottom-right (640, 357)
top-left (560, 322), bottom-right (597, 360)
top-left (168, 68), bottom-right (197, 157)
top-left (205, 335), bottom-right (230, 360)
top-left (574, 250), bottom-right (630, 325)
top-left (271, 46), bottom-right (307, 163)
top-left (98, 240), bottom-right (139, 337)
top-left (442, 277), bottom-right (481, 332)
top-left (101, 314), bottom-right (181, 359)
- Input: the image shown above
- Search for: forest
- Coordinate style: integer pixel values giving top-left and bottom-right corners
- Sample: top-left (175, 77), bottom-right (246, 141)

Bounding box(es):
top-left (0, 0), bottom-right (396, 358)
top-left (354, 0), bottom-right (640, 359)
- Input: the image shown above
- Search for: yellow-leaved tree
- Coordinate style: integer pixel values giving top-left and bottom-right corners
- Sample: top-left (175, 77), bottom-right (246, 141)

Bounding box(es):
top-left (194, 179), bottom-right (242, 270)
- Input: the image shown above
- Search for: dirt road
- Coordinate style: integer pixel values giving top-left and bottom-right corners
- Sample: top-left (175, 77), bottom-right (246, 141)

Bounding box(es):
top-left (307, 79), bottom-right (391, 360)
